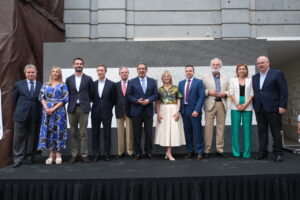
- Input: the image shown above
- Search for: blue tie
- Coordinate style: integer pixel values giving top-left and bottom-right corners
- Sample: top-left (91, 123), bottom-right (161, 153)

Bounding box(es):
top-left (30, 81), bottom-right (35, 97)
top-left (141, 79), bottom-right (146, 94)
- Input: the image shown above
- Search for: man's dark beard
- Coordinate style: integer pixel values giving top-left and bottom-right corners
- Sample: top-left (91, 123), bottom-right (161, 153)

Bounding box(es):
top-left (75, 67), bottom-right (83, 72)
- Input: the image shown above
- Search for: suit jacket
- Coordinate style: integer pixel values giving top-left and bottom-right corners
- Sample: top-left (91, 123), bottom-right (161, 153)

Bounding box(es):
top-left (201, 73), bottom-right (230, 112)
top-left (66, 74), bottom-right (94, 113)
top-left (91, 79), bottom-right (116, 119)
top-left (252, 69), bottom-right (288, 113)
top-left (229, 77), bottom-right (253, 111)
top-left (178, 78), bottom-right (205, 116)
top-left (115, 80), bottom-right (131, 118)
top-left (127, 76), bottom-right (158, 117)
top-left (12, 79), bottom-right (42, 122)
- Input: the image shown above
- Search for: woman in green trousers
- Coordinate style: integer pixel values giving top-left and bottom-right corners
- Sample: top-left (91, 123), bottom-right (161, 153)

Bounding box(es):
top-left (229, 63), bottom-right (253, 158)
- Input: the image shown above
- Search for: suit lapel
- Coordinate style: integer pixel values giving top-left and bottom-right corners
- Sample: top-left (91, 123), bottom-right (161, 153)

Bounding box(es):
top-left (79, 74), bottom-right (85, 91)
top-left (101, 80), bottom-right (109, 99)
top-left (261, 69), bottom-right (272, 90)
top-left (22, 80), bottom-right (31, 97)
top-left (137, 77), bottom-right (144, 94)
top-left (33, 81), bottom-right (41, 97)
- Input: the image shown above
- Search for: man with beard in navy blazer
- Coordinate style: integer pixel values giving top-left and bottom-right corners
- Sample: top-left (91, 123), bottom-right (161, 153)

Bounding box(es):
top-left (66, 57), bottom-right (94, 163)
top-left (91, 64), bottom-right (116, 161)
top-left (127, 63), bottom-right (158, 160)
top-left (252, 56), bottom-right (288, 162)
top-left (12, 64), bottom-right (42, 168)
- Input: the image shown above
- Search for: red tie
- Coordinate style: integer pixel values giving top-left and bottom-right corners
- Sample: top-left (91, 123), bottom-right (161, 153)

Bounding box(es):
top-left (185, 79), bottom-right (191, 103)
top-left (122, 81), bottom-right (127, 96)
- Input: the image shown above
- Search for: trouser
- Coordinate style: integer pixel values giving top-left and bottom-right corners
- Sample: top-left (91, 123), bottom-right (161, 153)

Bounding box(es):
top-left (68, 106), bottom-right (89, 157)
top-left (231, 96), bottom-right (253, 158)
top-left (204, 101), bottom-right (226, 153)
top-left (132, 111), bottom-right (153, 155)
top-left (117, 114), bottom-right (133, 156)
top-left (255, 105), bottom-right (283, 156)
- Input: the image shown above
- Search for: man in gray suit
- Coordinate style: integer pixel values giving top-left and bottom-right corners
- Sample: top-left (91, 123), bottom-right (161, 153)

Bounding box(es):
top-left (12, 64), bottom-right (42, 168)
top-left (66, 57), bottom-right (94, 163)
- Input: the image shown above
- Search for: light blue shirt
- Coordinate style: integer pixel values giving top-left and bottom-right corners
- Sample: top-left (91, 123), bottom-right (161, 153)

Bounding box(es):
top-left (259, 68), bottom-right (270, 90)
top-left (139, 76), bottom-right (147, 93)
top-left (27, 79), bottom-right (36, 90)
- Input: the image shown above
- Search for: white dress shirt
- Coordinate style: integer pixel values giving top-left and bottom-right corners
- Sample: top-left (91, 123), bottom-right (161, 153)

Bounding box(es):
top-left (259, 68), bottom-right (269, 90)
top-left (75, 74), bottom-right (82, 103)
top-left (98, 78), bottom-right (106, 98)
top-left (27, 79), bottom-right (36, 90)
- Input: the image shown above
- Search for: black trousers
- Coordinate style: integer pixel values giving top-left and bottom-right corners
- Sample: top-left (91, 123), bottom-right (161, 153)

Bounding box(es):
top-left (255, 107), bottom-right (283, 156)
top-left (91, 116), bottom-right (112, 156)
top-left (13, 118), bottom-right (39, 164)
top-left (132, 111), bottom-right (153, 155)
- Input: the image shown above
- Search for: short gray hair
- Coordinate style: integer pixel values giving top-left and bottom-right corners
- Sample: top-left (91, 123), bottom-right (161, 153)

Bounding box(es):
top-left (119, 66), bottom-right (129, 72)
top-left (24, 64), bottom-right (37, 73)
top-left (210, 58), bottom-right (223, 67)
top-left (257, 56), bottom-right (269, 63)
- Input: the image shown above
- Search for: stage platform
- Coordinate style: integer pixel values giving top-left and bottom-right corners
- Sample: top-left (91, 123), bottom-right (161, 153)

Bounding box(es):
top-left (1, 153), bottom-right (300, 200)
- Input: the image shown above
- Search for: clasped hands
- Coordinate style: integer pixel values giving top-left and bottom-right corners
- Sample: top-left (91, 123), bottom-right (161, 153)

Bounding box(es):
top-left (209, 90), bottom-right (227, 98)
top-left (137, 98), bottom-right (150, 106)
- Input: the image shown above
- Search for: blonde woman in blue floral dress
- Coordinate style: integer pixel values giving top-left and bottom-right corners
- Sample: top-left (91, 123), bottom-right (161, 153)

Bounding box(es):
top-left (154, 70), bottom-right (185, 161)
top-left (37, 66), bottom-right (69, 164)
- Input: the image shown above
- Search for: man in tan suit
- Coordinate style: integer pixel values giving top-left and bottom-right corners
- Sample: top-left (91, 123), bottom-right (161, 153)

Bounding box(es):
top-left (202, 58), bottom-right (229, 158)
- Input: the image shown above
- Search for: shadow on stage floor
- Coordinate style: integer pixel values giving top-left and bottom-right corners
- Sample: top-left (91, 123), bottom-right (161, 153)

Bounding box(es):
top-left (1, 153), bottom-right (300, 200)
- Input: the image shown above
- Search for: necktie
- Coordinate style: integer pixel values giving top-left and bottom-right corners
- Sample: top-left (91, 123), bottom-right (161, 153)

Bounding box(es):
top-left (141, 79), bottom-right (146, 94)
top-left (30, 81), bottom-right (35, 97)
top-left (122, 81), bottom-right (127, 96)
top-left (185, 79), bottom-right (191, 103)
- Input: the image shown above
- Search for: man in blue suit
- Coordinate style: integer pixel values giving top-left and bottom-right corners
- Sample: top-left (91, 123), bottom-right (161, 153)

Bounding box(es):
top-left (127, 63), bottom-right (158, 160)
top-left (91, 64), bottom-right (116, 161)
top-left (179, 65), bottom-right (205, 160)
top-left (12, 64), bottom-right (42, 168)
top-left (252, 56), bottom-right (288, 162)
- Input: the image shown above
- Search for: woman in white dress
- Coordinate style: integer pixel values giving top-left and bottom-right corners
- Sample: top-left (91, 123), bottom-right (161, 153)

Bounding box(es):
top-left (154, 70), bottom-right (186, 161)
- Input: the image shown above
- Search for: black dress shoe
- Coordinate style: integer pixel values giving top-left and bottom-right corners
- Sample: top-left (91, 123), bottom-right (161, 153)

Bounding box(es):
top-left (196, 154), bottom-right (203, 160)
top-left (203, 153), bottom-right (210, 159)
top-left (145, 153), bottom-right (153, 159)
top-left (12, 162), bottom-right (22, 168)
top-left (274, 155), bottom-right (283, 162)
top-left (94, 156), bottom-right (101, 162)
top-left (255, 153), bottom-right (268, 160)
top-left (216, 152), bottom-right (227, 158)
top-left (133, 154), bottom-right (141, 160)
top-left (104, 155), bottom-right (111, 161)
top-left (185, 152), bottom-right (195, 159)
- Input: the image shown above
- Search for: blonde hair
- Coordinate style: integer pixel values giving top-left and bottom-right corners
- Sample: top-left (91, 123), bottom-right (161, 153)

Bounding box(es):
top-left (161, 70), bottom-right (173, 85)
top-left (47, 66), bottom-right (64, 85)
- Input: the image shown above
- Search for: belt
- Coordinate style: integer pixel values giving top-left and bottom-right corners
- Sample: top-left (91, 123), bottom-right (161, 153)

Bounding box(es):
top-left (215, 98), bottom-right (222, 102)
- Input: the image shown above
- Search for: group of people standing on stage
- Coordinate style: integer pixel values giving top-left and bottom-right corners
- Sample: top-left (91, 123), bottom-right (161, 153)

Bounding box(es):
top-left (11, 55), bottom-right (288, 168)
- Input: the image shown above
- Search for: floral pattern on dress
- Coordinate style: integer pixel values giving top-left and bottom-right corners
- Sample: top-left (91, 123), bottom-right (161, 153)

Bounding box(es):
top-left (37, 83), bottom-right (69, 151)
top-left (158, 86), bottom-right (182, 104)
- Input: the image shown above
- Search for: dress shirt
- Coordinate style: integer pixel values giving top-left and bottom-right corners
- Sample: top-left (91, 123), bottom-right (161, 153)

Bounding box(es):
top-left (98, 78), bottom-right (106, 98)
top-left (259, 68), bottom-right (270, 90)
top-left (139, 76), bottom-right (147, 93)
top-left (27, 79), bottom-right (36, 91)
top-left (75, 74), bottom-right (82, 103)
top-left (184, 77), bottom-right (193, 104)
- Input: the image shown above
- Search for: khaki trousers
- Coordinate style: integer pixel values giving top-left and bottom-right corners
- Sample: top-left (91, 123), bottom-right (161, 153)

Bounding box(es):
top-left (204, 101), bottom-right (226, 153)
top-left (116, 114), bottom-right (133, 156)
top-left (68, 106), bottom-right (89, 157)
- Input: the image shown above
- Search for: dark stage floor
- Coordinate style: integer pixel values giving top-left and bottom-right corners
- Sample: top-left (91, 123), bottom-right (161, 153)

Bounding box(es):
top-left (1, 152), bottom-right (300, 180)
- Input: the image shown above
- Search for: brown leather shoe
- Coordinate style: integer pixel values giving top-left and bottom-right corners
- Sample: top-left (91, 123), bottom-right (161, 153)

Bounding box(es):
top-left (197, 154), bottom-right (203, 160)
top-left (82, 156), bottom-right (91, 163)
top-left (69, 156), bottom-right (77, 164)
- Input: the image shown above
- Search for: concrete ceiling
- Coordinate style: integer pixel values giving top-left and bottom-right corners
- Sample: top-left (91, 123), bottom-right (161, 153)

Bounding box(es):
top-left (267, 41), bottom-right (300, 69)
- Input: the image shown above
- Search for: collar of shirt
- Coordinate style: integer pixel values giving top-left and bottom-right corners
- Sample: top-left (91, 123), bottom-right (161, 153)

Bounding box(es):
top-left (99, 78), bottom-right (106, 83)
top-left (260, 67), bottom-right (270, 76)
top-left (27, 79), bottom-right (36, 84)
top-left (186, 77), bottom-right (193, 82)
top-left (139, 76), bottom-right (147, 82)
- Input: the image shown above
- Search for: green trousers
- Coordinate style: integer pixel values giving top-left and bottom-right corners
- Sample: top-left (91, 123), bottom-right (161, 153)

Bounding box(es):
top-left (231, 96), bottom-right (252, 158)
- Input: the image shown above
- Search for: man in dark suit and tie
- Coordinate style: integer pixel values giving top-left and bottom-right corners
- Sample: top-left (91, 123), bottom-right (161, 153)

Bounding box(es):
top-left (66, 57), bottom-right (94, 163)
top-left (115, 67), bottom-right (133, 158)
top-left (252, 56), bottom-right (288, 162)
top-left (179, 65), bottom-right (205, 160)
top-left (12, 64), bottom-right (42, 168)
top-left (127, 63), bottom-right (158, 160)
top-left (91, 64), bottom-right (116, 161)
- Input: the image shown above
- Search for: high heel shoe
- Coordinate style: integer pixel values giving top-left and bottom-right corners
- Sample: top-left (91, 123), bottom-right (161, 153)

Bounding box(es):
top-left (165, 154), bottom-right (175, 161)
top-left (55, 157), bottom-right (62, 164)
top-left (45, 158), bottom-right (54, 164)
